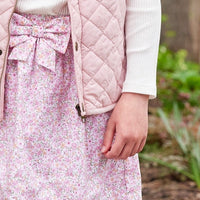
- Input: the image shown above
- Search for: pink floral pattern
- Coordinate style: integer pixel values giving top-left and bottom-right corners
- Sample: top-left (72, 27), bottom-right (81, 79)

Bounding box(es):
top-left (0, 13), bottom-right (142, 200)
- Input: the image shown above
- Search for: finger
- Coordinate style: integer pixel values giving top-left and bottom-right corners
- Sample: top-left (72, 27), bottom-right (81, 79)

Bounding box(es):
top-left (118, 142), bottom-right (134, 160)
top-left (101, 119), bottom-right (116, 153)
top-left (130, 141), bottom-right (141, 156)
top-left (137, 138), bottom-right (147, 153)
top-left (104, 134), bottom-right (126, 159)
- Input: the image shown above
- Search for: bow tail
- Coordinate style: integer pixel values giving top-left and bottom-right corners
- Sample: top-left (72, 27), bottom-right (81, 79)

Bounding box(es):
top-left (8, 39), bottom-right (36, 75)
top-left (35, 40), bottom-right (56, 72)
top-left (8, 39), bottom-right (35, 61)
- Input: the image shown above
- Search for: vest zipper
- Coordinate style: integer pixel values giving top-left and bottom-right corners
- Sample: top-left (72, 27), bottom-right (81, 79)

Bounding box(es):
top-left (68, 2), bottom-right (86, 123)
top-left (75, 103), bottom-right (86, 123)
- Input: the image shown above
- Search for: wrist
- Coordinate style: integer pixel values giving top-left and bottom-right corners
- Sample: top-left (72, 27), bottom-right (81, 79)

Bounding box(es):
top-left (119, 92), bottom-right (149, 110)
top-left (121, 92), bottom-right (149, 102)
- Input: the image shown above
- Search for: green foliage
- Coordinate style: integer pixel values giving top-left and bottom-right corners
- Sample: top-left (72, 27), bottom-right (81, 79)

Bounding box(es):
top-left (161, 14), bottom-right (168, 23)
top-left (157, 45), bottom-right (200, 111)
top-left (141, 104), bottom-right (200, 188)
top-left (144, 25), bottom-right (200, 187)
top-left (165, 30), bottom-right (176, 38)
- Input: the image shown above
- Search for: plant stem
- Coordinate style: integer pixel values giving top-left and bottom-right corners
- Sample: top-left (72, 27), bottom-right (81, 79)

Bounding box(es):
top-left (139, 153), bottom-right (195, 181)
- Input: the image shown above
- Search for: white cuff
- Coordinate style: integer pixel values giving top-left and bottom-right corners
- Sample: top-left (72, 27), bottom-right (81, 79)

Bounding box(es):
top-left (122, 82), bottom-right (157, 99)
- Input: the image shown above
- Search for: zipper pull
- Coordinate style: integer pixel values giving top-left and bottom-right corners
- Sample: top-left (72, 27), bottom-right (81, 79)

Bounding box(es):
top-left (75, 104), bottom-right (86, 123)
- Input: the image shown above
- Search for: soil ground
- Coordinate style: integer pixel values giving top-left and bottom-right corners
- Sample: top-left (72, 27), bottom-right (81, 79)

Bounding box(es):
top-left (141, 103), bottom-right (200, 200)
top-left (141, 163), bottom-right (200, 200)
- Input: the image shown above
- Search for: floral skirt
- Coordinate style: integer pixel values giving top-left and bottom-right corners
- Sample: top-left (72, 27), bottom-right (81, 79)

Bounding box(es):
top-left (0, 13), bottom-right (142, 200)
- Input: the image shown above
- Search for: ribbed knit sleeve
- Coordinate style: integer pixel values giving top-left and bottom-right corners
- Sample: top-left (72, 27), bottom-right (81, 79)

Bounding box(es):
top-left (122, 0), bottom-right (161, 99)
top-left (15, 0), bottom-right (69, 15)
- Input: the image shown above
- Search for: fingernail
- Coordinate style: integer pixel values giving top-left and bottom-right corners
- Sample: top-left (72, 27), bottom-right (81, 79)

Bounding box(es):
top-left (101, 145), bottom-right (106, 153)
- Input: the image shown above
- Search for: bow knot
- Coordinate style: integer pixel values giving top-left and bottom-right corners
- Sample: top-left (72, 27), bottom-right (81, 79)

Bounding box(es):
top-left (32, 25), bottom-right (45, 38)
top-left (8, 13), bottom-right (71, 72)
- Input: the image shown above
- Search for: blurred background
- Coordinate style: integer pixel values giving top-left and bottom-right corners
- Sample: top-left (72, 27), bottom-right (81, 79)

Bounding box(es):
top-left (140, 1), bottom-right (200, 199)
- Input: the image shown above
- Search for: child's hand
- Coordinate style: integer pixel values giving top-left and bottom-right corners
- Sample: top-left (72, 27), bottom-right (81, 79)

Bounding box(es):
top-left (101, 92), bottom-right (149, 160)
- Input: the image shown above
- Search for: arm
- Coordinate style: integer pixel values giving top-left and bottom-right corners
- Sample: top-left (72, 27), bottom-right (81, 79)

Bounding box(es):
top-left (123, 0), bottom-right (161, 99)
top-left (101, 0), bottom-right (161, 159)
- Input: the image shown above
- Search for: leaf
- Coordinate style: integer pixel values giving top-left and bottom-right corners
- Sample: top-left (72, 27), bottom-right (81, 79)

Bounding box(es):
top-left (157, 108), bottom-right (173, 135)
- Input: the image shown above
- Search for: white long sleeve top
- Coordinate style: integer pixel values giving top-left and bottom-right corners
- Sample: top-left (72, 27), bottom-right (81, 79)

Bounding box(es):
top-left (15, 0), bottom-right (161, 99)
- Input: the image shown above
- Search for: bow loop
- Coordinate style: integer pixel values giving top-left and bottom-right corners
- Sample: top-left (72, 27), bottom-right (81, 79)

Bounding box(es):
top-left (8, 13), bottom-right (71, 72)
top-left (8, 38), bottom-right (36, 62)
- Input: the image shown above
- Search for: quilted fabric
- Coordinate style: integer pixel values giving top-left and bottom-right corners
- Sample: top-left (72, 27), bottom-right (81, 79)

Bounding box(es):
top-left (68, 0), bottom-right (127, 116)
top-left (0, 0), bottom-right (127, 120)
top-left (0, 0), bottom-right (16, 120)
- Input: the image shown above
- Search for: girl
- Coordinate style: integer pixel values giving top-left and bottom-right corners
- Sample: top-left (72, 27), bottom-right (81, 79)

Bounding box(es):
top-left (0, 0), bottom-right (161, 199)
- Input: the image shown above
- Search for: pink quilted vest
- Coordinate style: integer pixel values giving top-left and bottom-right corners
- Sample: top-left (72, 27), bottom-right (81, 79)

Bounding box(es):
top-left (0, 0), bottom-right (127, 121)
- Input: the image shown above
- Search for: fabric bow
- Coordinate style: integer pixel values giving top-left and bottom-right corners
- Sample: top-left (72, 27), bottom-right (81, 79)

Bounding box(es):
top-left (8, 13), bottom-right (71, 72)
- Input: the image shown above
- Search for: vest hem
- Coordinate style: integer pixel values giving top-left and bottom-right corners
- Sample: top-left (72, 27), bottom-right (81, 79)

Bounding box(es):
top-left (85, 104), bottom-right (116, 116)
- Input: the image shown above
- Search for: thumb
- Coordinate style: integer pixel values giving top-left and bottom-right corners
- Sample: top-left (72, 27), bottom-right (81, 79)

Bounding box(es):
top-left (101, 118), bottom-right (115, 153)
